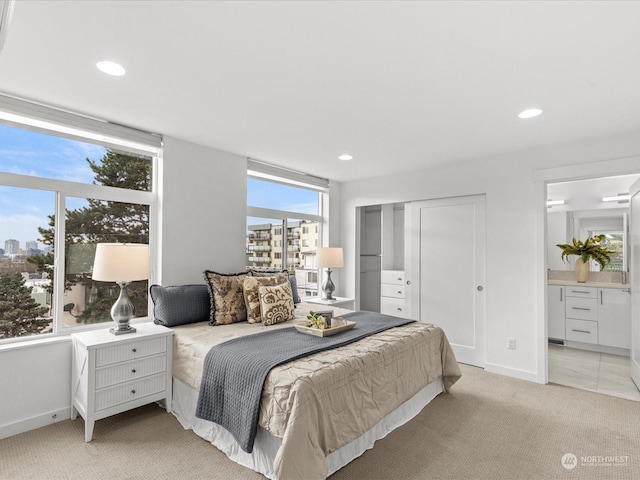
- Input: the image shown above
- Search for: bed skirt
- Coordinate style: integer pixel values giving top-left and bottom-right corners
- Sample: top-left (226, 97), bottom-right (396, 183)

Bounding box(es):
top-left (171, 376), bottom-right (445, 479)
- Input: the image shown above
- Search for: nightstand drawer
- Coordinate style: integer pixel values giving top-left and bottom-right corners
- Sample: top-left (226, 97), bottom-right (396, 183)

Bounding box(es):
top-left (565, 297), bottom-right (597, 321)
top-left (95, 374), bottom-right (167, 411)
top-left (381, 284), bottom-right (405, 299)
top-left (95, 354), bottom-right (167, 389)
top-left (566, 319), bottom-right (598, 344)
top-left (96, 337), bottom-right (167, 367)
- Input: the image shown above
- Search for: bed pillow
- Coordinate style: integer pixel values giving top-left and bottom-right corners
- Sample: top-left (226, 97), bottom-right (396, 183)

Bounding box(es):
top-left (288, 274), bottom-right (301, 304)
top-left (150, 284), bottom-right (211, 327)
top-left (251, 270), bottom-right (301, 304)
top-left (203, 270), bottom-right (251, 325)
top-left (259, 281), bottom-right (296, 326)
top-left (243, 273), bottom-right (289, 324)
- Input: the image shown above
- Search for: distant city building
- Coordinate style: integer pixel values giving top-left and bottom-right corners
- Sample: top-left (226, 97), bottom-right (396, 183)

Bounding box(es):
top-left (0, 248), bottom-right (4, 255)
top-left (246, 220), bottom-right (319, 298)
top-left (4, 239), bottom-right (19, 255)
top-left (25, 240), bottom-right (42, 256)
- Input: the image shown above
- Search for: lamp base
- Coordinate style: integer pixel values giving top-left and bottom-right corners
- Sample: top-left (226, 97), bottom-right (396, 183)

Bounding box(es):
top-left (322, 268), bottom-right (336, 300)
top-left (109, 281), bottom-right (137, 335)
top-left (109, 325), bottom-right (137, 335)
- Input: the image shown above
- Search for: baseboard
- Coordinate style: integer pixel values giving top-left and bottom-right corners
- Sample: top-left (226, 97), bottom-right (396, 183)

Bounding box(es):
top-left (484, 362), bottom-right (539, 383)
top-left (0, 407), bottom-right (70, 440)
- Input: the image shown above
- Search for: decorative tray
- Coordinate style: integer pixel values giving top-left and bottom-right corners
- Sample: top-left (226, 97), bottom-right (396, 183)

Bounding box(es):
top-left (294, 319), bottom-right (355, 337)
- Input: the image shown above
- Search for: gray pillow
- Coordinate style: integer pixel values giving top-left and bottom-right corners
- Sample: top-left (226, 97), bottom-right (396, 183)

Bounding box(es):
top-left (150, 284), bottom-right (211, 327)
top-left (288, 274), bottom-right (301, 304)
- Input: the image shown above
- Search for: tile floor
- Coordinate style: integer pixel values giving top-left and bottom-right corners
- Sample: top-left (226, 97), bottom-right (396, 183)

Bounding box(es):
top-left (548, 344), bottom-right (640, 402)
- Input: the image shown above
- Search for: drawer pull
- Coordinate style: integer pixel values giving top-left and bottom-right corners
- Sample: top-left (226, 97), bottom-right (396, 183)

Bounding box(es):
top-left (132, 348), bottom-right (137, 353)
top-left (131, 389), bottom-right (136, 395)
top-left (571, 290), bottom-right (590, 294)
top-left (571, 307), bottom-right (591, 311)
top-left (397, 278), bottom-right (402, 281)
top-left (397, 307), bottom-right (402, 311)
top-left (572, 329), bottom-right (591, 334)
top-left (131, 369), bottom-right (136, 373)
top-left (397, 291), bottom-right (402, 294)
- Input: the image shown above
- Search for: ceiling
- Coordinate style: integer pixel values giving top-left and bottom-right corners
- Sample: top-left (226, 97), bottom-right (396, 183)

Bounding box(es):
top-left (1, 1), bottom-right (640, 183)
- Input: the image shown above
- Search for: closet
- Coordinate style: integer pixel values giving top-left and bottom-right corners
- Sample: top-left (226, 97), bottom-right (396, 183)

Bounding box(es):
top-left (359, 203), bottom-right (406, 316)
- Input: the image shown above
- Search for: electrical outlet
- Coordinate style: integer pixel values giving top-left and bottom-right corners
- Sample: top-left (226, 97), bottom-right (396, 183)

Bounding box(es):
top-left (51, 413), bottom-right (58, 422)
top-left (507, 337), bottom-right (516, 350)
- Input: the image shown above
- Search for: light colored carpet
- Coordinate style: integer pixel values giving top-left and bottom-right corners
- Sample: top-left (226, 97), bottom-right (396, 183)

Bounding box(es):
top-left (2, 364), bottom-right (638, 480)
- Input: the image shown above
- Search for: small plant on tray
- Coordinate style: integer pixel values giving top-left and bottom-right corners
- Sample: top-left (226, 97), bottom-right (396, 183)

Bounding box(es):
top-left (306, 311), bottom-right (327, 330)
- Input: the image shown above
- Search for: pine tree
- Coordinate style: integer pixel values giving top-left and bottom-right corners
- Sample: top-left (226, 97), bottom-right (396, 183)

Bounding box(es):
top-left (27, 149), bottom-right (151, 325)
top-left (0, 273), bottom-right (50, 339)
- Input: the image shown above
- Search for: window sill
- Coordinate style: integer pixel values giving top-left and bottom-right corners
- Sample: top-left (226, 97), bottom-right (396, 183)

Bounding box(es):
top-left (0, 317), bottom-right (153, 352)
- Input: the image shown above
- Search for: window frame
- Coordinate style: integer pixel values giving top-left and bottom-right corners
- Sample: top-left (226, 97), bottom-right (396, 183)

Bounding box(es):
top-left (0, 104), bottom-right (160, 345)
top-left (246, 163), bottom-right (327, 294)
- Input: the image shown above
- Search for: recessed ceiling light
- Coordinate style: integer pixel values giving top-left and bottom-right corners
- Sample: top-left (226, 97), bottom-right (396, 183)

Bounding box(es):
top-left (518, 108), bottom-right (542, 119)
top-left (338, 154), bottom-right (353, 161)
top-left (96, 60), bottom-right (126, 76)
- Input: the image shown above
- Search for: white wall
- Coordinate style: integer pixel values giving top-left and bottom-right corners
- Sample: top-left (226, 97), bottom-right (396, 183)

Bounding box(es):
top-left (0, 137), bottom-right (250, 439)
top-left (0, 338), bottom-right (71, 439)
top-left (160, 137), bottom-right (248, 284)
top-left (340, 131), bottom-right (640, 382)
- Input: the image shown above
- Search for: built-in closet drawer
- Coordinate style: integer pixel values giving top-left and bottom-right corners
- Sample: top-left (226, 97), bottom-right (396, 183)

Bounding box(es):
top-left (380, 270), bottom-right (408, 318)
top-left (381, 284), bottom-right (405, 299)
top-left (565, 318), bottom-right (598, 344)
top-left (381, 296), bottom-right (406, 317)
top-left (565, 297), bottom-right (597, 321)
top-left (381, 270), bottom-right (405, 286)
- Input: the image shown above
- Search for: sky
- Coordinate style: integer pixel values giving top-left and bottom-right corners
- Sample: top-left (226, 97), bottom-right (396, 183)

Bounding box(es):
top-left (0, 122), bottom-right (318, 250)
top-left (0, 123), bottom-right (105, 249)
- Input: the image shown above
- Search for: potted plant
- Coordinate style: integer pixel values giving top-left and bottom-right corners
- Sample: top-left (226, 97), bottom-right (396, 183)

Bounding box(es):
top-left (556, 235), bottom-right (615, 283)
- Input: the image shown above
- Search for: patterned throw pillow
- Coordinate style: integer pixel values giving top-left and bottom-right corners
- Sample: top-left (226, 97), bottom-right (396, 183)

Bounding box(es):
top-left (259, 282), bottom-right (295, 326)
top-left (203, 270), bottom-right (251, 325)
top-left (252, 270), bottom-right (301, 304)
top-left (243, 273), bottom-right (288, 324)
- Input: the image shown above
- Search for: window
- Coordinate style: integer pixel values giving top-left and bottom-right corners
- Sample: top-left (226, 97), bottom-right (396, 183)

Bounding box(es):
top-left (0, 98), bottom-right (159, 342)
top-left (247, 161), bottom-right (327, 298)
top-left (590, 231), bottom-right (624, 272)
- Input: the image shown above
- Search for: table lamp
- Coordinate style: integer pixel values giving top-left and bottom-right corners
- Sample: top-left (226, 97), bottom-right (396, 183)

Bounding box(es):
top-left (92, 243), bottom-right (150, 335)
top-left (317, 247), bottom-right (344, 301)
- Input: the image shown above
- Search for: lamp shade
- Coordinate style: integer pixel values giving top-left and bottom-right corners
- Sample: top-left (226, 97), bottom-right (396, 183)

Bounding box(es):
top-left (316, 247), bottom-right (344, 268)
top-left (92, 243), bottom-right (150, 282)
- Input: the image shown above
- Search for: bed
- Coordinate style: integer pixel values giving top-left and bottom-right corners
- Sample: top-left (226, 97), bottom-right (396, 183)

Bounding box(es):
top-left (167, 301), bottom-right (461, 480)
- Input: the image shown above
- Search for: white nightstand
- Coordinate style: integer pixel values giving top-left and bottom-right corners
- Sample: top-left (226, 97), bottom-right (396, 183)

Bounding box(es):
top-left (304, 296), bottom-right (355, 310)
top-left (70, 322), bottom-right (174, 442)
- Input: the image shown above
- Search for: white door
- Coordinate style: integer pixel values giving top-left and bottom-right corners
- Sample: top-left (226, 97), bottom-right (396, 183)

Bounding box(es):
top-left (629, 179), bottom-right (640, 390)
top-left (406, 195), bottom-right (486, 366)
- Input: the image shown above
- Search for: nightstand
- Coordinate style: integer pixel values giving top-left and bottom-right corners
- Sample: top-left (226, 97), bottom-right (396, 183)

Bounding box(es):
top-left (70, 322), bottom-right (174, 442)
top-left (304, 296), bottom-right (355, 310)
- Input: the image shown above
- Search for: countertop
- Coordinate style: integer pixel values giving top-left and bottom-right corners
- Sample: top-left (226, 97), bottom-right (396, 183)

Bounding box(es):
top-left (548, 279), bottom-right (630, 289)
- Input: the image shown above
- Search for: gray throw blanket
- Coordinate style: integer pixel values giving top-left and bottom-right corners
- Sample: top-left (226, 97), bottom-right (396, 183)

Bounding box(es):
top-left (195, 310), bottom-right (415, 453)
